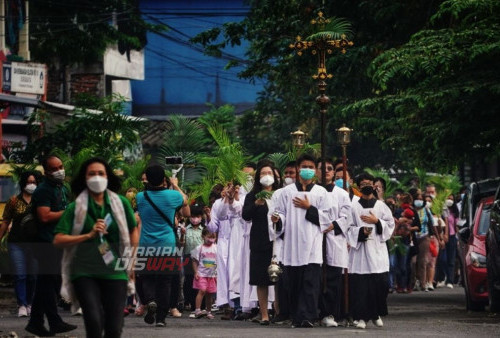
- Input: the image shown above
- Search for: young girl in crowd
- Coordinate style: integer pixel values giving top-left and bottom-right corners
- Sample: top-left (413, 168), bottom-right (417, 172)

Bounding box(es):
top-left (191, 229), bottom-right (217, 319)
top-left (183, 204), bottom-right (205, 316)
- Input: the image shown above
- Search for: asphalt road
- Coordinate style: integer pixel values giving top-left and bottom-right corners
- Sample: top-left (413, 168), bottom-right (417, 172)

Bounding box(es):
top-left (0, 286), bottom-right (499, 337)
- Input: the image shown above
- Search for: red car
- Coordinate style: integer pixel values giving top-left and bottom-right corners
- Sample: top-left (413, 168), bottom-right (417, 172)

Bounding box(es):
top-left (458, 196), bottom-right (492, 311)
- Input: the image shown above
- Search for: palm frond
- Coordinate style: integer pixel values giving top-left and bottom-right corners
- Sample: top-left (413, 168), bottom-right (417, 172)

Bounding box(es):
top-left (307, 17), bottom-right (353, 41)
top-left (8, 163), bottom-right (41, 182)
top-left (267, 153), bottom-right (292, 172)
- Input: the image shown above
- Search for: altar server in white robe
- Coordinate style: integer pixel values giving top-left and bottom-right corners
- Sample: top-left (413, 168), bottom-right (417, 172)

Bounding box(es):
top-left (271, 154), bottom-right (332, 328)
top-left (316, 159), bottom-right (352, 327)
top-left (347, 172), bottom-right (395, 329)
top-left (206, 183), bottom-right (243, 312)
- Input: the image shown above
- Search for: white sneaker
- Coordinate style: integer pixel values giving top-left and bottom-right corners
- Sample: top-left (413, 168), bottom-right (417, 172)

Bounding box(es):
top-left (355, 319), bottom-right (366, 329)
top-left (321, 315), bottom-right (338, 327)
top-left (372, 317), bottom-right (383, 327)
top-left (18, 305), bottom-right (28, 317)
top-left (436, 281), bottom-right (446, 288)
top-left (427, 283), bottom-right (434, 291)
top-left (446, 283), bottom-right (454, 289)
top-left (26, 305), bottom-right (31, 316)
top-left (71, 304), bottom-right (83, 316)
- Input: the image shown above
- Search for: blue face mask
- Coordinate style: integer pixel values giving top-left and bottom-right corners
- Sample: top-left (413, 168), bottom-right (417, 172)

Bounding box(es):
top-left (299, 168), bottom-right (315, 180)
top-left (335, 179), bottom-right (349, 189)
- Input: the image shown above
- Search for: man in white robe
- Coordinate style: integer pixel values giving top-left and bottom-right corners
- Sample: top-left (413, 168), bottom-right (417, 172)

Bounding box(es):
top-left (206, 183), bottom-right (243, 318)
top-left (316, 159), bottom-right (352, 327)
top-left (347, 172), bottom-right (395, 329)
top-left (271, 154), bottom-right (332, 328)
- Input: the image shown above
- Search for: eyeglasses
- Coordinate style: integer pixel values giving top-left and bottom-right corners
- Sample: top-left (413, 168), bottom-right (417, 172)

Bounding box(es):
top-left (320, 166), bottom-right (334, 171)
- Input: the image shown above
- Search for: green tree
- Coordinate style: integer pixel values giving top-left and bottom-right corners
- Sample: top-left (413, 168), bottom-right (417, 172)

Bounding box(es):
top-left (191, 0), bottom-right (442, 171)
top-left (342, 0), bottom-right (500, 171)
top-left (14, 95), bottom-right (146, 164)
top-left (198, 104), bottom-right (237, 142)
top-left (30, 0), bottom-right (164, 65)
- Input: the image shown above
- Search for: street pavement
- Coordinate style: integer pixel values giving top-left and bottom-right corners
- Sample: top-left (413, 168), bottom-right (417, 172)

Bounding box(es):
top-left (0, 286), bottom-right (499, 337)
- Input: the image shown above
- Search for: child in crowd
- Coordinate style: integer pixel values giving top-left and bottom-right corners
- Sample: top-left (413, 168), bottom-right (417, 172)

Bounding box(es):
top-left (191, 229), bottom-right (217, 319)
top-left (183, 205), bottom-right (205, 316)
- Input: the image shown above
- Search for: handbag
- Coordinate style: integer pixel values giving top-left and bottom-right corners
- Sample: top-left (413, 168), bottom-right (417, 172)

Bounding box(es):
top-left (429, 238), bottom-right (438, 257)
top-left (143, 191), bottom-right (181, 248)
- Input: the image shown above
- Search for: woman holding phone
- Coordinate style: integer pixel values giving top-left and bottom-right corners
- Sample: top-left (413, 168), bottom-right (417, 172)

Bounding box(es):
top-left (54, 157), bottom-right (138, 338)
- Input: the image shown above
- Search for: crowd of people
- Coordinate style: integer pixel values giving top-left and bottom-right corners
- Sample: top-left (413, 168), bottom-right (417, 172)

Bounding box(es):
top-left (0, 152), bottom-right (463, 336)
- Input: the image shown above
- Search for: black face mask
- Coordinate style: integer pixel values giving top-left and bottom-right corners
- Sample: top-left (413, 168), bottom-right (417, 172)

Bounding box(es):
top-left (361, 186), bottom-right (374, 196)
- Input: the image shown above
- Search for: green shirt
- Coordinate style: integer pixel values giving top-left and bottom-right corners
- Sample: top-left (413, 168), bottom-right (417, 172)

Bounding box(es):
top-left (55, 192), bottom-right (137, 281)
top-left (32, 179), bottom-right (69, 243)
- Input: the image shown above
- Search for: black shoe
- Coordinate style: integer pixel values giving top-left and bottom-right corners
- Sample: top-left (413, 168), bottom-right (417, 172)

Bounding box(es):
top-left (25, 324), bottom-right (53, 337)
top-left (272, 314), bottom-right (290, 324)
top-left (291, 321), bottom-right (301, 328)
top-left (50, 321), bottom-right (77, 334)
top-left (155, 321), bottom-right (166, 327)
top-left (260, 320), bottom-right (270, 326)
top-left (144, 301), bottom-right (157, 325)
top-left (300, 320), bottom-right (314, 328)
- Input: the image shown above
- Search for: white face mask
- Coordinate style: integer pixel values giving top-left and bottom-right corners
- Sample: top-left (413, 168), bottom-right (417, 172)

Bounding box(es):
top-left (259, 175), bottom-right (274, 187)
top-left (24, 184), bottom-right (37, 195)
top-left (426, 201), bottom-right (432, 209)
top-left (51, 169), bottom-right (65, 183)
top-left (445, 199), bottom-right (454, 208)
top-left (86, 176), bottom-right (108, 193)
top-left (284, 177), bottom-right (294, 186)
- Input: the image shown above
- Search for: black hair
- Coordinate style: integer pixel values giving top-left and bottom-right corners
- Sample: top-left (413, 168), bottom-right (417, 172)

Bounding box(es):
top-left (408, 187), bottom-right (420, 200)
top-left (41, 154), bottom-right (62, 171)
top-left (257, 159), bottom-right (275, 169)
top-left (374, 177), bottom-right (387, 191)
top-left (244, 162), bottom-right (257, 170)
top-left (335, 167), bottom-right (353, 179)
top-left (273, 167), bottom-right (283, 188)
top-left (394, 188), bottom-right (404, 195)
top-left (71, 157), bottom-right (121, 196)
top-left (145, 164), bottom-right (165, 187)
top-left (333, 158), bottom-right (349, 169)
top-left (316, 157), bottom-right (333, 166)
top-left (189, 204), bottom-right (204, 216)
top-left (251, 163), bottom-right (280, 194)
top-left (285, 161), bottom-right (296, 168)
top-left (19, 170), bottom-right (42, 189)
top-left (296, 154), bottom-right (316, 168)
top-left (356, 172), bottom-right (375, 186)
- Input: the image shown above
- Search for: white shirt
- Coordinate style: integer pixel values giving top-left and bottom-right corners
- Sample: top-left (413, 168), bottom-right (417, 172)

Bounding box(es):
top-left (273, 182), bottom-right (332, 266)
top-left (325, 186), bottom-right (352, 268)
top-left (347, 198), bottom-right (395, 274)
top-left (268, 188), bottom-right (284, 263)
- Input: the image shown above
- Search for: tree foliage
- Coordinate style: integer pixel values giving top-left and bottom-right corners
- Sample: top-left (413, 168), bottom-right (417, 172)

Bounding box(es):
top-left (30, 0), bottom-right (165, 65)
top-left (191, 0), bottom-right (499, 173)
top-left (14, 95), bottom-right (146, 164)
top-left (342, 0), bottom-right (500, 171)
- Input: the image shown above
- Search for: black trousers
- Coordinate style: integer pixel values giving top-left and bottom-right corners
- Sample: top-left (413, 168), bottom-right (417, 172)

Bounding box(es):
top-left (28, 245), bottom-right (63, 330)
top-left (285, 264), bottom-right (321, 323)
top-left (319, 266), bottom-right (343, 319)
top-left (276, 263), bottom-right (290, 317)
top-left (349, 272), bottom-right (389, 321)
top-left (169, 272), bottom-right (181, 308)
top-left (73, 277), bottom-right (127, 338)
top-left (183, 273), bottom-right (196, 308)
top-left (141, 273), bottom-right (172, 322)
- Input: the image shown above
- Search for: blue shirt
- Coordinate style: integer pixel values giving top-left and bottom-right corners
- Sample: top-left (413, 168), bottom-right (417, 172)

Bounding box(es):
top-left (136, 189), bottom-right (184, 249)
